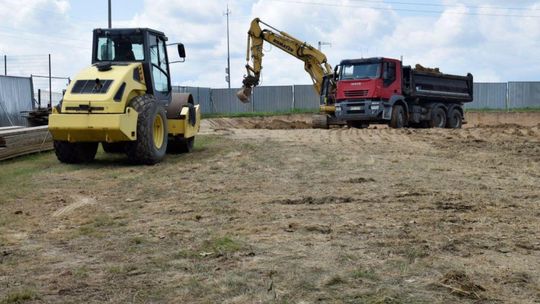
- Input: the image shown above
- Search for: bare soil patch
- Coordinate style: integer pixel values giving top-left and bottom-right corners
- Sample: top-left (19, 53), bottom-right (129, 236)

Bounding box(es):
top-left (0, 114), bottom-right (539, 303)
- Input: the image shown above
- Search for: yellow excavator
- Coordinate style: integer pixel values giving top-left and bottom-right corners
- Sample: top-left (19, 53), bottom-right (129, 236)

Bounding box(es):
top-left (236, 18), bottom-right (338, 128)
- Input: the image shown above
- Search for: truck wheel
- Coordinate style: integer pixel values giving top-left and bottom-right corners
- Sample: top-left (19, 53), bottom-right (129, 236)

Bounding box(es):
top-left (446, 108), bottom-right (463, 129)
top-left (347, 121), bottom-right (369, 129)
top-left (167, 136), bottom-right (194, 154)
top-left (102, 142), bottom-right (126, 153)
top-left (312, 114), bottom-right (329, 129)
top-left (54, 141), bottom-right (98, 164)
top-left (389, 105), bottom-right (406, 128)
top-left (429, 107), bottom-right (447, 128)
top-left (126, 95), bottom-right (168, 165)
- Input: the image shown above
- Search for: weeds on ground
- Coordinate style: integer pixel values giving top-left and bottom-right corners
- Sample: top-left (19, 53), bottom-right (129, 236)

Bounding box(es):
top-left (1, 288), bottom-right (40, 304)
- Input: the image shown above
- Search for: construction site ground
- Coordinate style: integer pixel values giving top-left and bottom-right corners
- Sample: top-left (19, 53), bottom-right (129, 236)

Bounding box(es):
top-left (0, 112), bottom-right (539, 303)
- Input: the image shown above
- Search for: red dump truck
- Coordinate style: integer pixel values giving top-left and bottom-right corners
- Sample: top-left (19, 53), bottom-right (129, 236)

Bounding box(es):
top-left (328, 57), bottom-right (474, 128)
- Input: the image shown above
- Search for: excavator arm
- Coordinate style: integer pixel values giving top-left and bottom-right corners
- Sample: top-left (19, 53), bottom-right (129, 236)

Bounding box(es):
top-left (237, 18), bottom-right (333, 102)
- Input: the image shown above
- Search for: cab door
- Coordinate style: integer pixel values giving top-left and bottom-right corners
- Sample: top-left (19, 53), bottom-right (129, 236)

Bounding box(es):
top-left (380, 59), bottom-right (402, 100)
top-left (149, 34), bottom-right (172, 105)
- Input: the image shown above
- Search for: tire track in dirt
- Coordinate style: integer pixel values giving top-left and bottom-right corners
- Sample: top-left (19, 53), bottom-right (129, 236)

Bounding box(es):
top-left (52, 196), bottom-right (96, 217)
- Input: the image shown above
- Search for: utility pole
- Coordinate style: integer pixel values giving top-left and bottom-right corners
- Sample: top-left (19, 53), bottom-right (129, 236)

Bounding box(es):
top-left (224, 4), bottom-right (231, 89)
top-left (48, 54), bottom-right (52, 108)
top-left (108, 0), bottom-right (112, 28)
top-left (3, 55), bottom-right (6, 76)
top-left (318, 41), bottom-right (331, 51)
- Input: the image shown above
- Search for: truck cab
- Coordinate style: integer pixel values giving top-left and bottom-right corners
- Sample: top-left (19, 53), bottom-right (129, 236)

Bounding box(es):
top-left (334, 57), bottom-right (403, 126)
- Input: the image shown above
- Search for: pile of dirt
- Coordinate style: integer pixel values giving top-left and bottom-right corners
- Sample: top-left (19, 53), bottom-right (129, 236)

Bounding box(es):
top-left (202, 112), bottom-right (540, 131)
top-left (203, 114), bottom-right (312, 130)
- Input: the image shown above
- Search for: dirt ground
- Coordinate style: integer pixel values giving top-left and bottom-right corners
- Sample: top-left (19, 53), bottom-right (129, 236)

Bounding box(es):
top-left (0, 112), bottom-right (539, 303)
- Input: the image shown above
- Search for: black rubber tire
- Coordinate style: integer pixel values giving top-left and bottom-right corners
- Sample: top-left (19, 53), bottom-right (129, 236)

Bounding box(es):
top-left (167, 136), bottom-right (195, 154)
top-left (346, 121), bottom-right (369, 129)
top-left (54, 141), bottom-right (98, 164)
top-left (429, 107), bottom-right (447, 128)
top-left (102, 142), bottom-right (126, 153)
top-left (389, 105), bottom-right (406, 128)
top-left (125, 95), bottom-right (168, 165)
top-left (446, 108), bottom-right (463, 129)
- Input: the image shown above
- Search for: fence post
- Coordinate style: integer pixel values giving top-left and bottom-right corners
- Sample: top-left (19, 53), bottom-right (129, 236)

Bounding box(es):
top-left (291, 85), bottom-right (295, 111)
top-left (505, 82), bottom-right (510, 112)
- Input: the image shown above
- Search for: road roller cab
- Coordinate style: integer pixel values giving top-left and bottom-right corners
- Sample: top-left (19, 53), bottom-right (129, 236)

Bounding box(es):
top-left (48, 28), bottom-right (201, 165)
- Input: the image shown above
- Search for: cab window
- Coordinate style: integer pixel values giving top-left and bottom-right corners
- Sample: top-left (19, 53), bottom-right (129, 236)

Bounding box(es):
top-left (96, 34), bottom-right (144, 61)
top-left (149, 35), bottom-right (169, 93)
top-left (383, 61), bottom-right (396, 87)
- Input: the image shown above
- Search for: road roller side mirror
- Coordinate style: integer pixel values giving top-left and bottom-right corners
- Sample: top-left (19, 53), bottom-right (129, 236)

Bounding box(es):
top-left (178, 44), bottom-right (186, 58)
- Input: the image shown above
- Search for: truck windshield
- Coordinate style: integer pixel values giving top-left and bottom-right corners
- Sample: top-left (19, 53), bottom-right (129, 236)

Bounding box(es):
top-left (96, 34), bottom-right (144, 62)
top-left (340, 63), bottom-right (381, 80)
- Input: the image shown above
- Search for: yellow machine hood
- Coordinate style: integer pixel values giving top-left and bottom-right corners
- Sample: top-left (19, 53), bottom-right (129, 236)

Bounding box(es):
top-left (61, 63), bottom-right (146, 114)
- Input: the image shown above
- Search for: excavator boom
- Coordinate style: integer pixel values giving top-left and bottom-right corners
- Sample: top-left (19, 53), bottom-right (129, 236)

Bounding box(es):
top-left (237, 18), bottom-right (333, 102)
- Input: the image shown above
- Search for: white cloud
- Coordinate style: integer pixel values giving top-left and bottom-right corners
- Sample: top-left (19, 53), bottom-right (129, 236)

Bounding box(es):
top-left (1, 0), bottom-right (540, 92)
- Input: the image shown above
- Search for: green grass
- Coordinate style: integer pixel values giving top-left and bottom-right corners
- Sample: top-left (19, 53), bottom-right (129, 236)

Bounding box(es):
top-left (202, 109), bottom-right (318, 119)
top-left (1, 288), bottom-right (40, 304)
top-left (201, 236), bottom-right (244, 256)
top-left (352, 267), bottom-right (379, 281)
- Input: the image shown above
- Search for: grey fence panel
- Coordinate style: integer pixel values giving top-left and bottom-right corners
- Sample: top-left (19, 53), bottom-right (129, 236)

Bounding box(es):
top-left (212, 88), bottom-right (252, 113)
top-left (253, 86), bottom-right (292, 112)
top-left (467, 83), bottom-right (507, 109)
top-left (173, 86), bottom-right (212, 114)
top-left (508, 82), bottom-right (540, 109)
top-left (0, 76), bottom-right (33, 127)
top-left (293, 85), bottom-right (319, 110)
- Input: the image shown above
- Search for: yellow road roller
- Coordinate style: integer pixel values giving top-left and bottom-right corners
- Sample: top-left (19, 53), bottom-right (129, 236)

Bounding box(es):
top-left (49, 28), bottom-right (200, 164)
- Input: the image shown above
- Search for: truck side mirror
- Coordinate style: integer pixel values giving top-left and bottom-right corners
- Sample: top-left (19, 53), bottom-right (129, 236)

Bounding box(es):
top-left (178, 44), bottom-right (186, 58)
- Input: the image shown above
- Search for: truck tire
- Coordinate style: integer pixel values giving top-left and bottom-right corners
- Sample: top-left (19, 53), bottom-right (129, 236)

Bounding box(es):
top-left (389, 105), bottom-right (406, 128)
top-left (429, 107), bottom-right (447, 128)
top-left (312, 114), bottom-right (329, 129)
top-left (54, 141), bottom-right (98, 164)
top-left (347, 121), bottom-right (369, 129)
top-left (125, 95), bottom-right (168, 165)
top-left (446, 108), bottom-right (463, 129)
top-left (102, 142), bottom-right (126, 153)
top-left (168, 136), bottom-right (194, 154)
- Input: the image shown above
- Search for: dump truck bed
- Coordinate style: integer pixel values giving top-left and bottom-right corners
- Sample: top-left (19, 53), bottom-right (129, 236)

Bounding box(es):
top-left (403, 66), bottom-right (474, 103)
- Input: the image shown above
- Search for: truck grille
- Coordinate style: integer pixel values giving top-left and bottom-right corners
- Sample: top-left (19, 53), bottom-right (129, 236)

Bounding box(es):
top-left (344, 90), bottom-right (368, 98)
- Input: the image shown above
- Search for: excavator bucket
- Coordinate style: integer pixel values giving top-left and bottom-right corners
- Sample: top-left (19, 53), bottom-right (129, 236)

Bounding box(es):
top-left (236, 86), bottom-right (252, 103)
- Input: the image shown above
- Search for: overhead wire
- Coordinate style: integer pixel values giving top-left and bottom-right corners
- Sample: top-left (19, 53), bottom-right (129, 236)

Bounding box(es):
top-left (265, 0), bottom-right (540, 18)
top-left (348, 0), bottom-right (540, 11)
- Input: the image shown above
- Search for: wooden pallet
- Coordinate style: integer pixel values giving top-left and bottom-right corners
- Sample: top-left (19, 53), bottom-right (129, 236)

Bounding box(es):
top-left (0, 126), bottom-right (54, 161)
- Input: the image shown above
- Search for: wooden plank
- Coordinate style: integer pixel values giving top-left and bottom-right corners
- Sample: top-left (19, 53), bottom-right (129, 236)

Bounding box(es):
top-left (0, 143), bottom-right (54, 161)
top-left (0, 126), bottom-right (25, 132)
top-left (0, 126), bottom-right (49, 137)
top-left (0, 126), bottom-right (55, 161)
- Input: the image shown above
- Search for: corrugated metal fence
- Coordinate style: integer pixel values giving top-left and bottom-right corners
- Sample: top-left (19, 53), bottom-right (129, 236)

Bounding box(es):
top-left (0, 76), bottom-right (33, 126)
top-left (0, 80), bottom-right (538, 127)
top-left (174, 82), bottom-right (540, 114)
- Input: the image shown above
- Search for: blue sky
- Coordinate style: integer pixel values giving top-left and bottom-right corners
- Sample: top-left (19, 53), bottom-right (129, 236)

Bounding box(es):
top-left (1, 0), bottom-right (540, 92)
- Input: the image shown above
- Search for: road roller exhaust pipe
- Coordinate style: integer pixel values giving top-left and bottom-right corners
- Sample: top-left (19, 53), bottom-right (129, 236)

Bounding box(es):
top-left (236, 86), bottom-right (252, 103)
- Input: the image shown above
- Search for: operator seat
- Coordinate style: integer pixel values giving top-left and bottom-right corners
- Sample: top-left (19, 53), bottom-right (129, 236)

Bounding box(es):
top-left (115, 40), bottom-right (135, 61)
